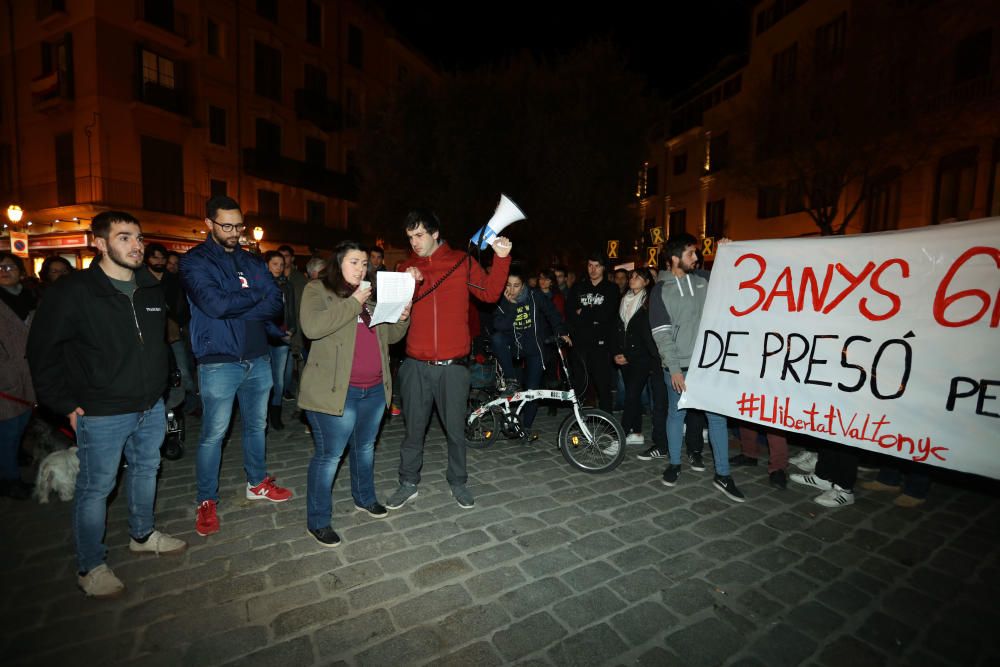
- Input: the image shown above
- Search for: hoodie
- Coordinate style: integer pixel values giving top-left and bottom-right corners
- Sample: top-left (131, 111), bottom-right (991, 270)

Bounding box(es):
top-left (648, 270), bottom-right (710, 375)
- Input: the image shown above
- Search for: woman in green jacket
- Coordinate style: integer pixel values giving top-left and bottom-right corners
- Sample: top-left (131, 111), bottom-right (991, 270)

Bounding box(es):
top-left (298, 241), bottom-right (410, 547)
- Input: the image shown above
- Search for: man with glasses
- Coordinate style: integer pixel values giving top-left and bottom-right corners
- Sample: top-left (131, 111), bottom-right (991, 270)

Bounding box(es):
top-left (181, 196), bottom-right (290, 538)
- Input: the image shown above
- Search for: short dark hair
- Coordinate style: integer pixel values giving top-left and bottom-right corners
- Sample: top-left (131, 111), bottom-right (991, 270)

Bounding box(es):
top-left (0, 252), bottom-right (26, 274)
top-left (324, 241), bottom-right (367, 298)
top-left (262, 250), bottom-right (284, 264)
top-left (665, 233), bottom-right (698, 263)
top-left (166, 251), bottom-right (181, 261)
top-left (144, 243), bottom-right (168, 261)
top-left (614, 268), bottom-right (628, 277)
top-left (40, 255), bottom-right (73, 282)
top-left (206, 195), bottom-right (240, 220)
top-left (91, 211), bottom-right (140, 241)
top-left (370, 245), bottom-right (385, 256)
top-left (277, 244), bottom-right (294, 256)
top-left (404, 208), bottom-right (441, 235)
top-left (552, 264), bottom-right (567, 276)
top-left (539, 268), bottom-right (556, 282)
top-left (585, 252), bottom-right (606, 267)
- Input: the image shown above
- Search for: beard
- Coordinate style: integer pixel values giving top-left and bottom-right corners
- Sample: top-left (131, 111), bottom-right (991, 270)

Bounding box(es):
top-left (212, 228), bottom-right (240, 248)
top-left (106, 245), bottom-right (143, 270)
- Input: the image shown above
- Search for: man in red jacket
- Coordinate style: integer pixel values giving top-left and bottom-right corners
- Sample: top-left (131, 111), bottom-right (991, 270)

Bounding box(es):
top-left (385, 209), bottom-right (512, 510)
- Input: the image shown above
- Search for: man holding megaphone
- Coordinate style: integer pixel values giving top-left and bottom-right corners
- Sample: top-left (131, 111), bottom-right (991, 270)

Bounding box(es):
top-left (385, 208), bottom-right (513, 512)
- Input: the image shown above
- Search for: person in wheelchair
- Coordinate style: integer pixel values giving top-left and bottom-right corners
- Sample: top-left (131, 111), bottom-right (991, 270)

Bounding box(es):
top-left (490, 267), bottom-right (567, 432)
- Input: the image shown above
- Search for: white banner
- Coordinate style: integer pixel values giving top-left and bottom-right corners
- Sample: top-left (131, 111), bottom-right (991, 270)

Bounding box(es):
top-left (680, 218), bottom-right (1000, 479)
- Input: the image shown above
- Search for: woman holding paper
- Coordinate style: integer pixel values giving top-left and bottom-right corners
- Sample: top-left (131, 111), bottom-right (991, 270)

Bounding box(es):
top-left (297, 241), bottom-right (410, 547)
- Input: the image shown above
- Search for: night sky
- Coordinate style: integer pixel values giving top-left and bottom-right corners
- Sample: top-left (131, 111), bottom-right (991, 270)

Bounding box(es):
top-left (376, 0), bottom-right (752, 98)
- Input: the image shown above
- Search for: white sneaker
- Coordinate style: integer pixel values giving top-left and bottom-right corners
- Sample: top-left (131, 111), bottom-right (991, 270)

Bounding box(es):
top-left (789, 473), bottom-right (834, 491)
top-left (129, 530), bottom-right (188, 556)
top-left (789, 450), bottom-right (818, 472)
top-left (625, 433), bottom-right (645, 446)
top-left (78, 564), bottom-right (125, 598)
top-left (814, 485), bottom-right (855, 507)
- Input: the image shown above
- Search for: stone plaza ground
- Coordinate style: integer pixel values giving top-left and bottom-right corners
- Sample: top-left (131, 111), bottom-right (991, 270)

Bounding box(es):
top-left (4, 406), bottom-right (999, 666)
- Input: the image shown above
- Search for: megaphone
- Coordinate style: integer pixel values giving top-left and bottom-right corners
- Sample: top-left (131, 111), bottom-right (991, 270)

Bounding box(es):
top-left (469, 194), bottom-right (526, 250)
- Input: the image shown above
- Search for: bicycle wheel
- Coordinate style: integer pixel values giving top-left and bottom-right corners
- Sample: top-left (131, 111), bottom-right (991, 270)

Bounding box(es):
top-left (466, 408), bottom-right (500, 449)
top-left (558, 408), bottom-right (626, 473)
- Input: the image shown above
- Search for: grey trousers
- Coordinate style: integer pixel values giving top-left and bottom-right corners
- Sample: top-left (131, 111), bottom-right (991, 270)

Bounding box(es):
top-left (397, 358), bottom-right (470, 486)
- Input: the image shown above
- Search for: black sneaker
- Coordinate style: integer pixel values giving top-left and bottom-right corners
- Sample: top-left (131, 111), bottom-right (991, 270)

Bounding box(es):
top-left (714, 475), bottom-right (746, 503)
top-left (354, 502), bottom-right (389, 518)
top-left (308, 526), bottom-right (341, 548)
top-left (637, 447), bottom-right (668, 461)
top-left (661, 464), bottom-right (681, 487)
top-left (688, 452), bottom-right (705, 472)
top-left (729, 454), bottom-right (758, 467)
top-left (769, 469), bottom-right (787, 489)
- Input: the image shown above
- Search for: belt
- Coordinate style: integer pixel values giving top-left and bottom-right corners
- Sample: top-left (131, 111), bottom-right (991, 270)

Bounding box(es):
top-left (418, 357), bottom-right (467, 367)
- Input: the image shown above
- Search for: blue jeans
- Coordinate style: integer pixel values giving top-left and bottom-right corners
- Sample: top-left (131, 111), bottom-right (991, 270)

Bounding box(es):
top-left (0, 409), bottom-right (31, 480)
top-left (666, 370), bottom-right (730, 476)
top-left (75, 400), bottom-right (165, 573)
top-left (305, 385), bottom-right (384, 530)
top-left (196, 356), bottom-right (272, 503)
top-left (170, 339), bottom-right (197, 394)
top-left (268, 344), bottom-right (290, 407)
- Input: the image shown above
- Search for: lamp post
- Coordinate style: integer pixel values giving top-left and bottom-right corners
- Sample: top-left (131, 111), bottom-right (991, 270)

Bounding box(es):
top-left (252, 226), bottom-right (264, 254)
top-left (6, 204), bottom-right (23, 230)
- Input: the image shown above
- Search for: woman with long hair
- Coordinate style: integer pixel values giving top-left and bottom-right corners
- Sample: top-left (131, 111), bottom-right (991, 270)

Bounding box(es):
top-left (297, 241), bottom-right (410, 547)
top-left (613, 267), bottom-right (667, 450)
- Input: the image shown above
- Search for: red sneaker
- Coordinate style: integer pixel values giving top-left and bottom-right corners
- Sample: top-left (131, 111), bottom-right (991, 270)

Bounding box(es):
top-left (195, 500), bottom-right (220, 536)
top-left (390, 403), bottom-right (402, 416)
top-left (246, 476), bottom-right (293, 502)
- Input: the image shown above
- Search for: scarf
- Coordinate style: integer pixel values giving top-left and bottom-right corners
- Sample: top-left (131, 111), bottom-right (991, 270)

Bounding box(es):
top-left (0, 284), bottom-right (36, 322)
top-left (619, 289), bottom-right (645, 325)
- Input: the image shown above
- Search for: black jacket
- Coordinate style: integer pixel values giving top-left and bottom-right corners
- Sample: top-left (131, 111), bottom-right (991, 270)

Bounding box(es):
top-left (566, 278), bottom-right (621, 347)
top-left (492, 288), bottom-right (566, 359)
top-left (27, 264), bottom-right (168, 416)
top-left (613, 303), bottom-right (660, 372)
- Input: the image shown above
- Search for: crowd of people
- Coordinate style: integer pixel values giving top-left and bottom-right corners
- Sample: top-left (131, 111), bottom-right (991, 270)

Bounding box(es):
top-left (0, 197), bottom-right (934, 599)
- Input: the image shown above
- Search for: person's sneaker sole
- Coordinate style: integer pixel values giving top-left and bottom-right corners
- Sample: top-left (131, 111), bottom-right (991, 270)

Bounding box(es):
top-left (637, 450), bottom-right (667, 461)
top-left (78, 584), bottom-right (125, 599)
top-left (385, 490), bottom-right (418, 510)
top-left (195, 525), bottom-right (219, 537)
top-left (714, 481), bottom-right (747, 503)
top-left (354, 505), bottom-right (389, 518)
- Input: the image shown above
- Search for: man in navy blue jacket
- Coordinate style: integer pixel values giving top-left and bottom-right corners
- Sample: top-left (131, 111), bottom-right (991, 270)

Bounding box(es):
top-left (181, 196), bottom-right (290, 537)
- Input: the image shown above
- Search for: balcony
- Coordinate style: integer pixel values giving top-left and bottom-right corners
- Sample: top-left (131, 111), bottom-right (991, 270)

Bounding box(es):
top-left (31, 70), bottom-right (73, 110)
top-left (294, 89), bottom-right (343, 132)
top-left (927, 74), bottom-right (996, 112)
top-left (134, 0), bottom-right (192, 45)
top-left (21, 176), bottom-right (203, 219)
top-left (136, 80), bottom-right (186, 115)
top-left (243, 149), bottom-right (358, 201)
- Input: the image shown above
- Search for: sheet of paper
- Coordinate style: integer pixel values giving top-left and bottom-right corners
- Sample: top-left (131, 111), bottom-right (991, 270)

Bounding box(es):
top-left (369, 271), bottom-right (415, 326)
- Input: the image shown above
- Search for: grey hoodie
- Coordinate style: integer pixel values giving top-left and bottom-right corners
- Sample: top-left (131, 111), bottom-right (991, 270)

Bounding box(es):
top-left (648, 270), bottom-right (710, 375)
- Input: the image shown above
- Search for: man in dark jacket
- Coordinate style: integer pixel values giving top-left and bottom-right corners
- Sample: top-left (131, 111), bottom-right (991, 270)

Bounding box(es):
top-left (28, 211), bottom-right (187, 599)
top-left (566, 253), bottom-right (621, 412)
top-left (491, 267), bottom-right (567, 431)
top-left (181, 196), bottom-right (290, 539)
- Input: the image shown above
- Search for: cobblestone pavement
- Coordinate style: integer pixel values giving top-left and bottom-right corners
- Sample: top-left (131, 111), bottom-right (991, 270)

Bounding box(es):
top-left (5, 405), bottom-right (1000, 666)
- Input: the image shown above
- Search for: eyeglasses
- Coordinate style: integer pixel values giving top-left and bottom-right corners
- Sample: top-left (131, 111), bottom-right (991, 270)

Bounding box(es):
top-left (209, 219), bottom-right (247, 233)
top-left (0, 264), bottom-right (19, 272)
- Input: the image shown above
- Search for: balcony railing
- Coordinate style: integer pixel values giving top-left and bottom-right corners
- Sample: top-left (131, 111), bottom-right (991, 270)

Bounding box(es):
top-left (294, 89), bottom-right (343, 132)
top-left (21, 176), bottom-right (203, 219)
top-left (31, 70), bottom-right (73, 109)
top-left (927, 74), bottom-right (996, 112)
top-left (243, 149), bottom-right (358, 201)
top-left (137, 80), bottom-right (186, 114)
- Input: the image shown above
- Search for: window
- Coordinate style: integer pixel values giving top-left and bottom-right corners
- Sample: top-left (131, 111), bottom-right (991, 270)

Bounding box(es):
top-left (954, 29), bottom-right (992, 83)
top-left (37, 0), bottom-right (66, 20)
top-left (55, 132), bottom-right (75, 205)
top-left (305, 137), bottom-right (325, 168)
top-left (705, 199), bottom-right (725, 239)
top-left (141, 136), bottom-right (184, 215)
top-left (347, 24), bottom-right (363, 69)
top-left (256, 0), bottom-right (277, 23)
top-left (41, 32), bottom-right (74, 98)
top-left (988, 139), bottom-right (1000, 217)
top-left (772, 42), bottom-right (798, 90)
top-left (201, 106), bottom-right (224, 146)
top-left (141, 48), bottom-right (174, 88)
top-left (141, 0), bottom-right (174, 32)
top-left (705, 132), bottom-right (729, 174)
top-left (934, 148), bottom-right (978, 223)
top-left (307, 200), bottom-right (325, 225)
top-left (785, 179), bottom-right (805, 214)
top-left (137, 47), bottom-right (181, 112)
top-left (673, 152), bottom-right (688, 175)
top-left (258, 189), bottom-right (279, 219)
top-left (865, 168), bottom-right (902, 233)
top-left (306, 0), bottom-right (322, 46)
top-left (210, 179), bottom-right (227, 198)
top-left (254, 42), bottom-right (281, 102)
top-left (757, 186), bottom-right (783, 218)
top-left (206, 19), bottom-right (223, 57)
top-left (815, 12), bottom-right (847, 69)
top-left (255, 118), bottom-right (281, 157)
top-left (668, 209), bottom-right (687, 237)
top-left (645, 165), bottom-right (659, 197)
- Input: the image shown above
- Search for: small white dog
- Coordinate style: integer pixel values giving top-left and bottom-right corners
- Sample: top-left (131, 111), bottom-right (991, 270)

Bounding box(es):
top-left (34, 446), bottom-right (80, 503)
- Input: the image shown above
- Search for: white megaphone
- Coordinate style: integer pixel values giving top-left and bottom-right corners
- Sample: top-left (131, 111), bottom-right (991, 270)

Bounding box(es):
top-left (469, 194), bottom-right (526, 250)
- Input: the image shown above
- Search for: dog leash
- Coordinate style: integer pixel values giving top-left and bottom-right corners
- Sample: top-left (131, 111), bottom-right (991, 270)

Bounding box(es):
top-left (0, 391), bottom-right (33, 407)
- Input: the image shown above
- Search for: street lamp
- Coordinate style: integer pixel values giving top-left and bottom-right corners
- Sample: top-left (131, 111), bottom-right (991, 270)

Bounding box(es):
top-left (6, 204), bottom-right (23, 225)
top-left (252, 226), bottom-right (264, 243)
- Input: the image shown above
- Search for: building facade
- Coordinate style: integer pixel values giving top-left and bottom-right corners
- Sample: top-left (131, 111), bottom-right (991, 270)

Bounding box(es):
top-left (638, 0), bottom-right (1000, 259)
top-left (0, 0), bottom-right (436, 272)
